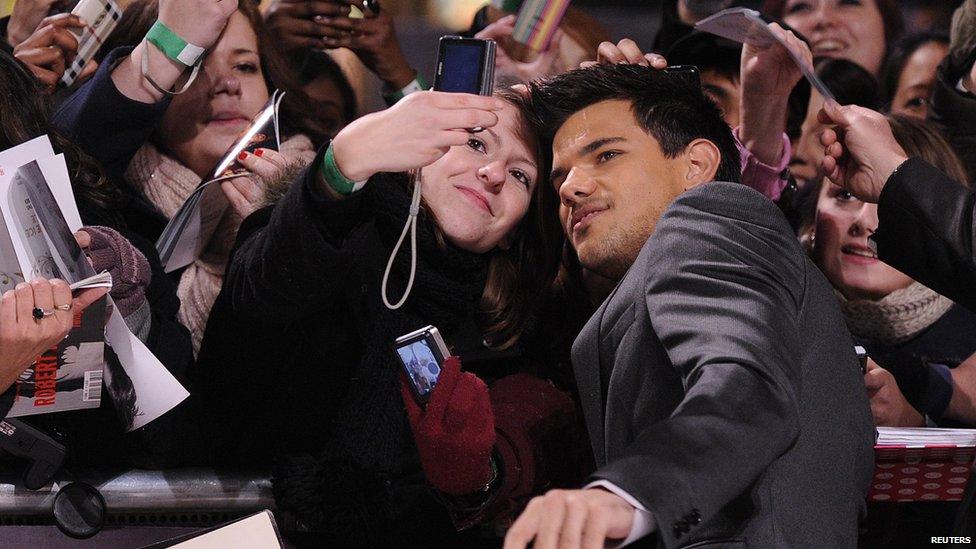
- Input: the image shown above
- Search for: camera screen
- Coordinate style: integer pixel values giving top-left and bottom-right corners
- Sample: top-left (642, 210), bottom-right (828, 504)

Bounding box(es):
top-left (397, 339), bottom-right (442, 398)
top-left (438, 42), bottom-right (484, 94)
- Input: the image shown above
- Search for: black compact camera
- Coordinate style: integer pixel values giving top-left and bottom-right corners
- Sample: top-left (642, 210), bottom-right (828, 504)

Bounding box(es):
top-left (433, 36), bottom-right (496, 96)
top-left (395, 326), bottom-right (450, 407)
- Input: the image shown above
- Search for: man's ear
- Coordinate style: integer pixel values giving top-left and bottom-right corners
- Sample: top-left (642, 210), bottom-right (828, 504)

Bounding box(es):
top-left (682, 139), bottom-right (722, 188)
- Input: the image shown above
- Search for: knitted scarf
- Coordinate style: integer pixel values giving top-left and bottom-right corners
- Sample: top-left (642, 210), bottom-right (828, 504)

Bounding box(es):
top-left (124, 136), bottom-right (314, 353)
top-left (273, 173), bottom-right (489, 544)
top-left (839, 282), bottom-right (954, 345)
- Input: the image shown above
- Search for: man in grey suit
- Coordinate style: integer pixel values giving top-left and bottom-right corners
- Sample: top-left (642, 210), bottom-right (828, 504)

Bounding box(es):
top-left (504, 64), bottom-right (875, 548)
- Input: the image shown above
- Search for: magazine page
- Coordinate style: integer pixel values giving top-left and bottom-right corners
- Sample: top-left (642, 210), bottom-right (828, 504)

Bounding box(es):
top-left (30, 155), bottom-right (190, 430)
top-left (156, 90), bottom-right (285, 273)
top-left (0, 160), bottom-right (107, 415)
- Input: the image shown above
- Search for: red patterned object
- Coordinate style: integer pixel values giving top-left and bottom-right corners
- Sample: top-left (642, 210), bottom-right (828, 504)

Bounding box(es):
top-left (868, 428), bottom-right (976, 503)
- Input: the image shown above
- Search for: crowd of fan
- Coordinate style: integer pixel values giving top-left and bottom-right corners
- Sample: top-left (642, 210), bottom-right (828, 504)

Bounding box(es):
top-left (0, 0), bottom-right (974, 546)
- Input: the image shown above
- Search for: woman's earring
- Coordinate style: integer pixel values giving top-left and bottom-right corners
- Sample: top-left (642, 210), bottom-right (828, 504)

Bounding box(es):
top-left (801, 230), bottom-right (816, 254)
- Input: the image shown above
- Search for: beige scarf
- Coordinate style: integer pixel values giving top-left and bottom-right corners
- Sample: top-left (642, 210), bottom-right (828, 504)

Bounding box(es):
top-left (125, 135), bottom-right (315, 354)
top-left (839, 282), bottom-right (954, 345)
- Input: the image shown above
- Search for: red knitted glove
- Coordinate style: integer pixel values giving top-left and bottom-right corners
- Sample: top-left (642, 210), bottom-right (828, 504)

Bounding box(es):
top-left (77, 226), bottom-right (151, 318)
top-left (400, 356), bottom-right (496, 495)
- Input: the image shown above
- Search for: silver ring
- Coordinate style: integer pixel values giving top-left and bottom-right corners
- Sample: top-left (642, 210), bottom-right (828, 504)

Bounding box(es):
top-left (55, 303), bottom-right (72, 311)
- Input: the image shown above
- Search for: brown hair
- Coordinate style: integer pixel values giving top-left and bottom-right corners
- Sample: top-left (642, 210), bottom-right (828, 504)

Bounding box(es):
top-left (797, 114), bottom-right (969, 243)
top-left (0, 50), bottom-right (122, 223)
top-left (478, 87), bottom-right (562, 349)
top-left (762, 0), bottom-right (904, 54)
top-left (98, 0), bottom-right (335, 142)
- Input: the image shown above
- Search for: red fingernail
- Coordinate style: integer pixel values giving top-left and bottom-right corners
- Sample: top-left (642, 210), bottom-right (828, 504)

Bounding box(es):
top-left (254, 148), bottom-right (264, 157)
top-left (238, 151), bottom-right (248, 160)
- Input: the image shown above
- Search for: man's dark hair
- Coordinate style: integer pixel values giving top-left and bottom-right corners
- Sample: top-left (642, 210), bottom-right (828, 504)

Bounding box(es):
top-left (528, 63), bottom-right (741, 184)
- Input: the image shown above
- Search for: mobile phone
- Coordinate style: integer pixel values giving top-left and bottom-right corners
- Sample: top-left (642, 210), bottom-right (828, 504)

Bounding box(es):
top-left (854, 345), bottom-right (868, 374)
top-left (433, 36), bottom-right (496, 96)
top-left (395, 325), bottom-right (450, 407)
top-left (663, 65), bottom-right (701, 88)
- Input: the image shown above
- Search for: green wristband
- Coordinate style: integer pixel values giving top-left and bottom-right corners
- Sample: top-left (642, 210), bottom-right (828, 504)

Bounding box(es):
top-left (382, 73), bottom-right (429, 106)
top-left (145, 20), bottom-right (206, 67)
top-left (320, 143), bottom-right (366, 195)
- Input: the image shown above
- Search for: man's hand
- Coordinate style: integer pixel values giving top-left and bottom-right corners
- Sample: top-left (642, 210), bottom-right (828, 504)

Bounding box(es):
top-left (475, 14), bottom-right (563, 84)
top-left (818, 102), bottom-right (909, 203)
top-left (580, 38), bottom-right (668, 69)
top-left (504, 488), bottom-right (636, 549)
top-left (13, 13), bottom-right (90, 91)
top-left (6, 0), bottom-right (64, 48)
top-left (864, 359), bottom-right (925, 427)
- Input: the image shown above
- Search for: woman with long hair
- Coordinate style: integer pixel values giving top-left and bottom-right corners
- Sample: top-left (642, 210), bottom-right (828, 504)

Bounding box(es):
top-left (191, 84), bottom-right (587, 544)
top-left (0, 47), bottom-right (193, 465)
top-left (55, 0), bottom-right (322, 354)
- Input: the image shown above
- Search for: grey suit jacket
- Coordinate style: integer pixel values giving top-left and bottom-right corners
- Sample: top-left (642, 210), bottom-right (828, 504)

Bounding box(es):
top-left (573, 182), bottom-right (876, 548)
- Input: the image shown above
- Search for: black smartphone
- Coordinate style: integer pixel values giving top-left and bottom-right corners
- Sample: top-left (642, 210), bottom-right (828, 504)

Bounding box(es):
top-left (663, 65), bottom-right (701, 88)
top-left (855, 345), bottom-right (868, 374)
top-left (395, 325), bottom-right (451, 407)
top-left (433, 36), bottom-right (496, 96)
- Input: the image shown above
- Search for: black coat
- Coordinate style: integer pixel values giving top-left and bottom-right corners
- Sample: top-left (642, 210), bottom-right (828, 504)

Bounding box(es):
top-left (192, 159), bottom-right (586, 544)
top-left (874, 158), bottom-right (976, 312)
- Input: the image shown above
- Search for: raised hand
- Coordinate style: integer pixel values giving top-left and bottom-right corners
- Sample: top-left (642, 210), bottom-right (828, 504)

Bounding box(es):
top-left (262, 0), bottom-right (353, 55)
top-left (13, 13), bottom-right (90, 91)
top-left (6, 0), bottom-right (65, 48)
top-left (330, 91), bottom-right (505, 182)
top-left (313, 4), bottom-right (416, 90)
top-left (580, 38), bottom-right (668, 69)
top-left (475, 14), bottom-right (563, 84)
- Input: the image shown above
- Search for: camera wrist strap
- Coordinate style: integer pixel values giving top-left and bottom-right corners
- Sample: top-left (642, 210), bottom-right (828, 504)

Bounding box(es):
top-left (382, 168), bottom-right (423, 310)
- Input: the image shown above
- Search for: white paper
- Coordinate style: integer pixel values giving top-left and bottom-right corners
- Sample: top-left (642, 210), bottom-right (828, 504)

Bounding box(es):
top-left (695, 7), bottom-right (837, 103)
top-left (104, 305), bottom-right (189, 431)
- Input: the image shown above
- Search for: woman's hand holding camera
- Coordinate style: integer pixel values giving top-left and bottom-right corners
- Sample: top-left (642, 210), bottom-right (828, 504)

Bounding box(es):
top-left (0, 278), bottom-right (108, 395)
top-left (400, 356), bottom-right (496, 495)
top-left (330, 91), bottom-right (505, 182)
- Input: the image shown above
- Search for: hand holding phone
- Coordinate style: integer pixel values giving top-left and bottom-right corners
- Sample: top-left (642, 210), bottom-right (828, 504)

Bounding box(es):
top-left (433, 36), bottom-right (496, 96)
top-left (395, 326), bottom-right (450, 406)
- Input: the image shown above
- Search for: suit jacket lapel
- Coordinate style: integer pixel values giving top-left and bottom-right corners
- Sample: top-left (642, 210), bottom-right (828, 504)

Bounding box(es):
top-left (572, 280), bottom-right (626, 467)
top-left (572, 299), bottom-right (608, 467)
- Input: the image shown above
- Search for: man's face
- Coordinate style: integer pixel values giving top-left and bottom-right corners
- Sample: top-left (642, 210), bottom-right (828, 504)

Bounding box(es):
top-left (551, 100), bottom-right (691, 280)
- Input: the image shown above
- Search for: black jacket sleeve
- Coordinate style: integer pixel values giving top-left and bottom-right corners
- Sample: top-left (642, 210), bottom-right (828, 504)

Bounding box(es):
top-left (929, 54), bottom-right (976, 183)
top-left (52, 47), bottom-right (171, 183)
top-left (874, 157), bottom-right (976, 312)
top-left (217, 146), bottom-right (371, 322)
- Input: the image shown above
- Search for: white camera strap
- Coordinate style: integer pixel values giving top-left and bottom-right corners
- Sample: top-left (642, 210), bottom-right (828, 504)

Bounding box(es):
top-left (382, 168), bottom-right (423, 310)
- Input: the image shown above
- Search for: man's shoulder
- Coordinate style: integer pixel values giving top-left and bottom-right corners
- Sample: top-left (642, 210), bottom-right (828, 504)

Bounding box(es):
top-left (671, 181), bottom-right (786, 226)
